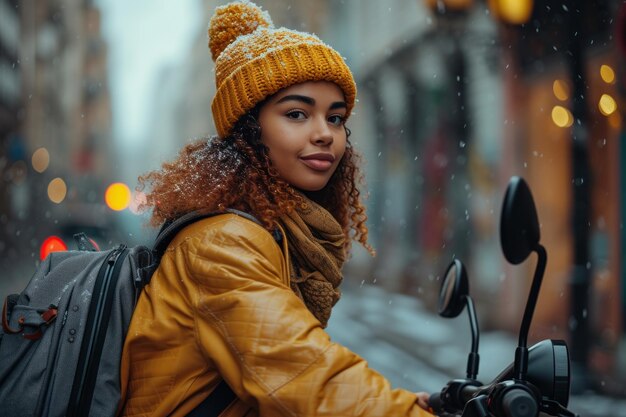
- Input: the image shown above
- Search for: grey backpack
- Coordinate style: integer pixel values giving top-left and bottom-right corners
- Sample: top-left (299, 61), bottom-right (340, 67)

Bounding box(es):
top-left (0, 210), bottom-right (255, 417)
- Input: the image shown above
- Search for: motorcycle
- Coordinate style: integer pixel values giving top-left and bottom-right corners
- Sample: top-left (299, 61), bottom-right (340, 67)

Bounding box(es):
top-left (428, 176), bottom-right (579, 417)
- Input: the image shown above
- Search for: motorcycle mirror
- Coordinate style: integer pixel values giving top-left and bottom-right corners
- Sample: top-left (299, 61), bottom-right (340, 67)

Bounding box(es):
top-left (500, 176), bottom-right (540, 264)
top-left (500, 176), bottom-right (548, 381)
top-left (438, 259), bottom-right (468, 318)
top-left (438, 259), bottom-right (481, 380)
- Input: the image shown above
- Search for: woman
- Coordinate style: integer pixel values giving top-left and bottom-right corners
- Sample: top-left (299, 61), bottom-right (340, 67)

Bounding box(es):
top-left (118, 2), bottom-right (433, 416)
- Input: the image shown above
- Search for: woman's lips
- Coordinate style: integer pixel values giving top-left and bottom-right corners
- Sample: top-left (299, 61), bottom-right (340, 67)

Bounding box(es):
top-left (300, 158), bottom-right (333, 171)
top-left (300, 153), bottom-right (335, 171)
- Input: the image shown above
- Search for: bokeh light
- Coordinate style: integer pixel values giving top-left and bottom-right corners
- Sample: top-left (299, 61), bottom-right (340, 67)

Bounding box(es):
top-left (40, 236), bottom-right (68, 260)
top-left (128, 190), bottom-right (147, 214)
top-left (552, 80), bottom-right (569, 101)
top-left (47, 178), bottom-right (67, 204)
top-left (598, 94), bottom-right (617, 116)
top-left (105, 182), bottom-right (132, 211)
top-left (551, 105), bottom-right (573, 128)
top-left (600, 64), bottom-right (615, 84)
top-left (489, 0), bottom-right (534, 24)
top-left (31, 148), bottom-right (50, 173)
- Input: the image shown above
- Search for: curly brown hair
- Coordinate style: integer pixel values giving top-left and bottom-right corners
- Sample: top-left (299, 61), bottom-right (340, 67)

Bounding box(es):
top-left (137, 110), bottom-right (373, 255)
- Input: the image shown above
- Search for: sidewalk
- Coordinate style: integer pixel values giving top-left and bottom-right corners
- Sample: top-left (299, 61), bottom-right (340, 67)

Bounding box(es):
top-left (326, 283), bottom-right (626, 417)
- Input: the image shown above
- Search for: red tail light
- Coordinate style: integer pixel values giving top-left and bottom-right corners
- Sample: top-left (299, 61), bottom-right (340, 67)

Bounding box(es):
top-left (40, 236), bottom-right (68, 260)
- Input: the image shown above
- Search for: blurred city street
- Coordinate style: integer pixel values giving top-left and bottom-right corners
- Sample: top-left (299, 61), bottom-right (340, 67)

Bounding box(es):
top-left (327, 283), bottom-right (626, 417)
top-left (1, 0), bottom-right (626, 416)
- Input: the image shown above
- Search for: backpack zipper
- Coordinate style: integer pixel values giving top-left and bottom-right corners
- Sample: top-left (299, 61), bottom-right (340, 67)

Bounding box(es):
top-left (67, 245), bottom-right (128, 417)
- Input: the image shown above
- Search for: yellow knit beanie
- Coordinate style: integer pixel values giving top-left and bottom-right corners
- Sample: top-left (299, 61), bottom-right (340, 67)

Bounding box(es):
top-left (208, 0), bottom-right (357, 138)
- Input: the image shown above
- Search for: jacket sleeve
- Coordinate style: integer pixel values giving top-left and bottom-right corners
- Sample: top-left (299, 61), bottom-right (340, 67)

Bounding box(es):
top-left (179, 217), bottom-right (432, 417)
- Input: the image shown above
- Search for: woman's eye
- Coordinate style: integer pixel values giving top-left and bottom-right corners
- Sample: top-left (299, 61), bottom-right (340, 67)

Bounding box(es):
top-left (286, 110), bottom-right (306, 120)
top-left (328, 115), bottom-right (345, 126)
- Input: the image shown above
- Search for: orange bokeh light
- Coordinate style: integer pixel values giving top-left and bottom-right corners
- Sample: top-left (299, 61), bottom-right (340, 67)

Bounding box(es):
top-left (105, 182), bottom-right (132, 211)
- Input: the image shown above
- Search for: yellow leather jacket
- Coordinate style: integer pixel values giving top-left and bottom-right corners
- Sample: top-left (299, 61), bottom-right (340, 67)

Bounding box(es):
top-left (118, 214), bottom-right (432, 417)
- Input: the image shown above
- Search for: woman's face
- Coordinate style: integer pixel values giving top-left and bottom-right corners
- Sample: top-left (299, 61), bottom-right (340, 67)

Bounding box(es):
top-left (258, 81), bottom-right (347, 192)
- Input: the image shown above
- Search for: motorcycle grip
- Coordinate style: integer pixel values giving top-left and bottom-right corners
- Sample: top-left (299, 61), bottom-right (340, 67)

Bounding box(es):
top-left (428, 392), bottom-right (444, 415)
top-left (501, 388), bottom-right (538, 417)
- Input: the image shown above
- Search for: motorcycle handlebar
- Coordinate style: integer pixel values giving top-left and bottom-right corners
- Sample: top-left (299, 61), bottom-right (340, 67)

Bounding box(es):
top-left (461, 384), bottom-right (481, 403)
top-left (429, 384), bottom-right (541, 417)
top-left (428, 383), bottom-right (483, 415)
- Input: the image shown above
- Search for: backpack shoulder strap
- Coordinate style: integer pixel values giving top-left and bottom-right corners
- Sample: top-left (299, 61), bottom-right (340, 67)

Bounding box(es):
top-left (153, 210), bottom-right (221, 257)
top-left (153, 209), bottom-right (281, 258)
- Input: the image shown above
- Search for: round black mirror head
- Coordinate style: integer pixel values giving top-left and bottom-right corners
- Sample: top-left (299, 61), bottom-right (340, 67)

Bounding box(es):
top-left (438, 259), bottom-right (469, 318)
top-left (500, 176), bottom-right (540, 265)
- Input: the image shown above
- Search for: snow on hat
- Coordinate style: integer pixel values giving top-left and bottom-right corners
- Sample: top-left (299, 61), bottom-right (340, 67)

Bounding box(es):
top-left (208, 0), bottom-right (356, 138)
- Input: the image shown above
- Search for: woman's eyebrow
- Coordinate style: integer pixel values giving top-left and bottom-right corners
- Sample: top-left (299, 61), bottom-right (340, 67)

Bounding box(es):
top-left (329, 101), bottom-right (347, 110)
top-left (274, 95), bottom-right (347, 110)
top-left (275, 94), bottom-right (315, 105)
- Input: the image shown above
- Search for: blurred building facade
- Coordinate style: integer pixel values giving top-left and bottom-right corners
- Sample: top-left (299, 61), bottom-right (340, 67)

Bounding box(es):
top-left (494, 0), bottom-right (624, 394)
top-left (0, 0), bottom-right (22, 273)
top-left (323, 0), bottom-right (624, 395)
top-left (0, 0), bottom-right (115, 294)
top-left (143, 0), bottom-right (220, 166)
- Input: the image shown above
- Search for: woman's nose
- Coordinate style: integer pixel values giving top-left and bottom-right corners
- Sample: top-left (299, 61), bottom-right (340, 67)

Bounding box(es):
top-left (311, 116), bottom-right (333, 145)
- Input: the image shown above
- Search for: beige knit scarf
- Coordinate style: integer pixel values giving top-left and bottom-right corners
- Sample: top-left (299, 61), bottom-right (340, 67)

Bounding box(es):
top-left (280, 196), bottom-right (346, 328)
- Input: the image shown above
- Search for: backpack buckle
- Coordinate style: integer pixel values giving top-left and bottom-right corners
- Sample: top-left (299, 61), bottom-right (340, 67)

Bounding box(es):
top-left (2, 297), bottom-right (57, 341)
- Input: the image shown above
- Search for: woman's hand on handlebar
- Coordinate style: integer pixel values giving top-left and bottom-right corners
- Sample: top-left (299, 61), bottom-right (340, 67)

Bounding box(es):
top-left (415, 391), bottom-right (430, 410)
